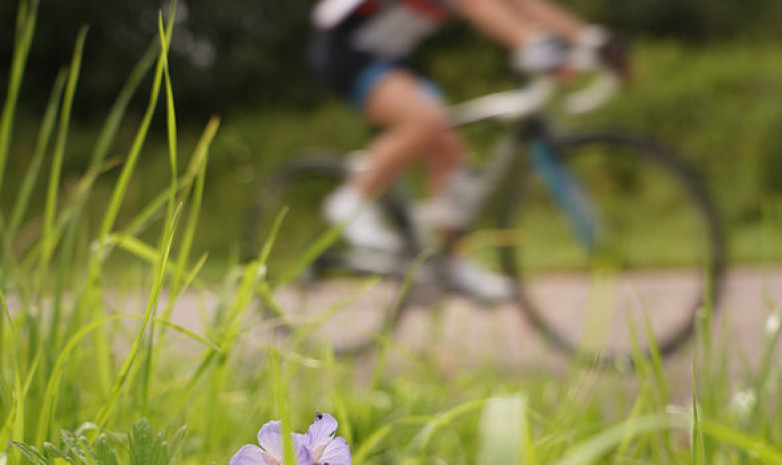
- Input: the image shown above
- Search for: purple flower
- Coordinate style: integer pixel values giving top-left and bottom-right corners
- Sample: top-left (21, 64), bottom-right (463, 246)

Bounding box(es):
top-left (230, 421), bottom-right (313, 465)
top-left (231, 414), bottom-right (350, 465)
top-left (300, 414), bottom-right (351, 465)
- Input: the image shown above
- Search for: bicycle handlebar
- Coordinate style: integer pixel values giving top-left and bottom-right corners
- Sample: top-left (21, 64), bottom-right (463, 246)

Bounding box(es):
top-left (448, 69), bottom-right (621, 127)
top-left (562, 71), bottom-right (621, 114)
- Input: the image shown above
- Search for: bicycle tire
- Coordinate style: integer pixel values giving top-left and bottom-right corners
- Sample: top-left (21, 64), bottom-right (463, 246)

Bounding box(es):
top-left (242, 149), bottom-right (347, 263)
top-left (496, 132), bottom-right (725, 365)
top-left (243, 151), bottom-right (411, 355)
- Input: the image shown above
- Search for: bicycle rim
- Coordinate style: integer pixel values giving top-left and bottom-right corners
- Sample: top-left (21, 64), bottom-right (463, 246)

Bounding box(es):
top-left (246, 154), bottom-right (410, 355)
top-left (499, 133), bottom-right (725, 365)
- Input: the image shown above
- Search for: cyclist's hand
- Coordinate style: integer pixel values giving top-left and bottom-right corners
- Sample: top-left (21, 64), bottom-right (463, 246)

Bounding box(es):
top-left (597, 35), bottom-right (632, 82)
top-left (570, 25), bottom-right (632, 82)
top-left (511, 27), bottom-right (631, 85)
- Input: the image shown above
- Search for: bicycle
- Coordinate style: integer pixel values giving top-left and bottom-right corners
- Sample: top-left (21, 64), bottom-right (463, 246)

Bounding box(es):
top-left (243, 68), bottom-right (725, 366)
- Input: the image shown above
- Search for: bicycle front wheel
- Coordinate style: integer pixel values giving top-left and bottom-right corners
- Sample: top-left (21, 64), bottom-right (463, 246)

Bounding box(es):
top-left (244, 152), bottom-right (409, 355)
top-left (498, 132), bottom-right (725, 364)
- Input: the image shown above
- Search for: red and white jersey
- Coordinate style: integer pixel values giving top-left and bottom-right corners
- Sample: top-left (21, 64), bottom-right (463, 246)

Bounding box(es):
top-left (313, 0), bottom-right (455, 58)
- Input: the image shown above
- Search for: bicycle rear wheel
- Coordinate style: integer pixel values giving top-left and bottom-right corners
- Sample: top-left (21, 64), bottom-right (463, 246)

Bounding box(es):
top-left (243, 152), bottom-right (410, 355)
top-left (497, 132), bottom-right (725, 364)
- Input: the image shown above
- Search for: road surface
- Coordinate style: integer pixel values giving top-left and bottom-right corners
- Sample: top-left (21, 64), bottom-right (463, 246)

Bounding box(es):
top-left (154, 266), bottom-right (782, 380)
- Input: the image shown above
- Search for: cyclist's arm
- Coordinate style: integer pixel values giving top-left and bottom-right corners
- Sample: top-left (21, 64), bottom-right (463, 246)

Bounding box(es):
top-left (509, 0), bottom-right (587, 43)
top-left (452, 0), bottom-right (541, 48)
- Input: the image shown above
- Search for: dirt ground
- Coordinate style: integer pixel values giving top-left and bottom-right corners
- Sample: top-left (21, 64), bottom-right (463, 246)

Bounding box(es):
top-left (154, 265), bottom-right (782, 393)
top-left (8, 264), bottom-right (775, 400)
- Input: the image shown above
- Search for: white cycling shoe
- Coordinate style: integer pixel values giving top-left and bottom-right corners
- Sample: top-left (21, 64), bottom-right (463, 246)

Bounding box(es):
top-left (324, 185), bottom-right (512, 302)
top-left (323, 185), bottom-right (404, 253)
top-left (444, 256), bottom-right (514, 303)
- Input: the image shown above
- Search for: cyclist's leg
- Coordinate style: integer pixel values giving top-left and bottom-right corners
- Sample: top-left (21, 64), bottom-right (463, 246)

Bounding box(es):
top-left (324, 65), bottom-right (464, 252)
top-left (352, 68), bottom-right (513, 302)
top-left (352, 68), bottom-right (463, 197)
top-left (424, 124), bottom-right (464, 196)
top-left (324, 62), bottom-right (513, 301)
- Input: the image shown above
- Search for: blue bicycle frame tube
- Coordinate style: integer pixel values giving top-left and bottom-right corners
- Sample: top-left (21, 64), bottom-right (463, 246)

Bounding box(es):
top-left (530, 140), bottom-right (600, 250)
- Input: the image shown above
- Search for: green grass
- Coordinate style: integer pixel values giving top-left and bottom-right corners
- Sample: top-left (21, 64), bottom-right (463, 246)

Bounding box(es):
top-left (2, 1), bottom-right (782, 463)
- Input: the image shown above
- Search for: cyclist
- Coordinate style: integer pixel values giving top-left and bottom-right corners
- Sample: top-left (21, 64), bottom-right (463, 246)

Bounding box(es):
top-left (309, 0), bottom-right (611, 302)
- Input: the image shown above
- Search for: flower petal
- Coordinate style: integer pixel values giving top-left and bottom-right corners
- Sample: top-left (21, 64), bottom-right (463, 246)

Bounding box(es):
top-left (230, 445), bottom-right (265, 465)
top-left (296, 440), bottom-right (315, 465)
top-left (318, 436), bottom-right (351, 465)
top-left (257, 421), bottom-right (283, 459)
top-left (305, 413), bottom-right (339, 451)
top-left (257, 421), bottom-right (314, 465)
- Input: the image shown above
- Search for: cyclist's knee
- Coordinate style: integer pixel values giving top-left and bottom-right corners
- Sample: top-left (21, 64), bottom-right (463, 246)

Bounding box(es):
top-left (429, 128), bottom-right (464, 162)
top-left (403, 105), bottom-right (451, 145)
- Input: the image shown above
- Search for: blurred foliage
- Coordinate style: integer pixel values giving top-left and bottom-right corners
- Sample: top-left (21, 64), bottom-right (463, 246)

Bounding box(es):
top-left (9, 40), bottom-right (781, 263)
top-left (2, 0), bottom-right (781, 122)
top-left (0, 0), bottom-right (317, 121)
top-left (561, 0), bottom-right (782, 41)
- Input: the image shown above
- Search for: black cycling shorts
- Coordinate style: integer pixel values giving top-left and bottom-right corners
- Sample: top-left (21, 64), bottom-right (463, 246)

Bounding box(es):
top-left (309, 26), bottom-right (442, 110)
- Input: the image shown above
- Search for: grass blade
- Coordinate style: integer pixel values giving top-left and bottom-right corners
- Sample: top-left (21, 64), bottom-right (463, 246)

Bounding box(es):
top-left (1, 69), bottom-right (65, 283)
top-left (156, 117), bottom-right (218, 349)
top-left (32, 308), bottom-right (216, 445)
top-left (0, 0), bottom-right (39, 196)
top-left (411, 398), bottom-right (489, 456)
top-left (692, 358), bottom-right (705, 464)
top-left (95, 20), bottom-right (166, 245)
top-left (36, 26), bottom-right (87, 287)
top-left (553, 414), bottom-right (689, 465)
top-left (324, 346), bottom-right (352, 444)
top-left (35, 313), bottom-right (148, 444)
top-left (143, 9), bottom-right (179, 405)
top-left (269, 348), bottom-right (297, 465)
top-left (94, 203), bottom-right (182, 428)
top-left (477, 394), bottom-right (536, 465)
top-left (47, 41), bottom-right (157, 349)
top-left (699, 419), bottom-right (782, 463)
top-left (753, 307), bottom-right (782, 432)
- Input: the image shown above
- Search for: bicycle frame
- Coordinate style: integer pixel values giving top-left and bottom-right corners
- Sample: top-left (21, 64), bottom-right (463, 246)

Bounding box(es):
top-left (436, 73), bottom-right (618, 236)
top-left (441, 115), bottom-right (546, 232)
top-left (440, 121), bottom-right (599, 250)
top-left (318, 73), bottom-right (620, 274)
